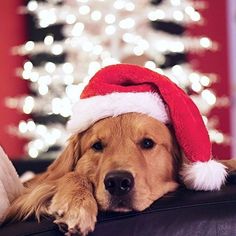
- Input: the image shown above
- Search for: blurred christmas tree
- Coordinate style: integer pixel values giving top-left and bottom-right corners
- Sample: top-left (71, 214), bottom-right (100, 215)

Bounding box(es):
top-left (7, 0), bottom-right (228, 158)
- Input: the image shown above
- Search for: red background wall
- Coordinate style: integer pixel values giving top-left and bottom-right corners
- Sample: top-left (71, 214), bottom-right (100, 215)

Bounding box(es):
top-left (0, 0), bottom-right (231, 159)
top-left (189, 0), bottom-right (231, 159)
top-left (0, 0), bottom-right (29, 159)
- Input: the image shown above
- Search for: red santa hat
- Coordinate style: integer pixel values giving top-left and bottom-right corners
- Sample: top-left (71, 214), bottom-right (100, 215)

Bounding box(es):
top-left (67, 64), bottom-right (227, 191)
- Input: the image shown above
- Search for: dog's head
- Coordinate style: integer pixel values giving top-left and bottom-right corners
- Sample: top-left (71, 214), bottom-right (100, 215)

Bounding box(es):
top-left (45, 64), bottom-right (227, 210)
top-left (54, 113), bottom-right (181, 212)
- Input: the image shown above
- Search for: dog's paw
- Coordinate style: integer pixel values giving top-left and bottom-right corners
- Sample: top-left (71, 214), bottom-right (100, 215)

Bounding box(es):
top-left (48, 194), bottom-right (97, 236)
top-left (54, 207), bottom-right (96, 236)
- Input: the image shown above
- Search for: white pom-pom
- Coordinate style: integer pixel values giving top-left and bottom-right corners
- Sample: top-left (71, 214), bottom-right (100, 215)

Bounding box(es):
top-left (181, 160), bottom-right (228, 191)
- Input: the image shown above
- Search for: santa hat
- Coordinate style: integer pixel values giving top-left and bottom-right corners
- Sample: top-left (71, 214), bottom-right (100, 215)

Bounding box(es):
top-left (67, 64), bottom-right (227, 191)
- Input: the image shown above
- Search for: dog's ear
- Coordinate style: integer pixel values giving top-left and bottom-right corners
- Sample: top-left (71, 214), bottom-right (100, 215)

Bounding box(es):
top-left (166, 124), bottom-right (183, 182)
top-left (42, 133), bottom-right (81, 181)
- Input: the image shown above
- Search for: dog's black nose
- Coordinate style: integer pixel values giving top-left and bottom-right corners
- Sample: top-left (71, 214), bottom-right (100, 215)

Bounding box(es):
top-left (104, 171), bottom-right (134, 196)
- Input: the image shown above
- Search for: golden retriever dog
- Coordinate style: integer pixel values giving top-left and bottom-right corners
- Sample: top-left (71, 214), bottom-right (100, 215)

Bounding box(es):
top-left (5, 113), bottom-right (182, 235)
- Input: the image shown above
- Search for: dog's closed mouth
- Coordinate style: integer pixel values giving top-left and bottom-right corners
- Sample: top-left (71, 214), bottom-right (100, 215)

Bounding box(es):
top-left (109, 196), bottom-right (133, 212)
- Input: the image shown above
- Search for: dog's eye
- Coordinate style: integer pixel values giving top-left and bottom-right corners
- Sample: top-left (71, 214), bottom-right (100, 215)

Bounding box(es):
top-left (91, 141), bottom-right (104, 152)
top-left (140, 138), bottom-right (155, 149)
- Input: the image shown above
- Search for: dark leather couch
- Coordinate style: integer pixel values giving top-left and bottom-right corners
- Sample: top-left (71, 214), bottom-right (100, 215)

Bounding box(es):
top-left (1, 160), bottom-right (236, 236)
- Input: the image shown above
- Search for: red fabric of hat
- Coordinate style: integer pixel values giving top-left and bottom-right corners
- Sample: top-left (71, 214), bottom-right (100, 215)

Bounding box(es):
top-left (81, 64), bottom-right (210, 163)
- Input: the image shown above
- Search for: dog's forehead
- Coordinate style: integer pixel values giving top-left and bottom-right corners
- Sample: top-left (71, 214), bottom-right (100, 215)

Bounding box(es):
top-left (88, 113), bottom-right (170, 138)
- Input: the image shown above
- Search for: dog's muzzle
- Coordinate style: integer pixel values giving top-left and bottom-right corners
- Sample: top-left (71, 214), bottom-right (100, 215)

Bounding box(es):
top-left (104, 170), bottom-right (134, 196)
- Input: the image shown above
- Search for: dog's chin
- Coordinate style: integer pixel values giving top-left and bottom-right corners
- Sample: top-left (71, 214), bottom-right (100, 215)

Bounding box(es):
top-left (97, 193), bottom-right (154, 213)
top-left (99, 195), bottom-right (135, 212)
top-left (107, 199), bottom-right (152, 212)
top-left (110, 206), bottom-right (133, 212)
top-left (108, 199), bottom-right (134, 212)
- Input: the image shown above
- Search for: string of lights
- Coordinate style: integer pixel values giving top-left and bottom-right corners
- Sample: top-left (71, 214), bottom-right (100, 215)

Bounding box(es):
top-left (8, 0), bottom-right (229, 158)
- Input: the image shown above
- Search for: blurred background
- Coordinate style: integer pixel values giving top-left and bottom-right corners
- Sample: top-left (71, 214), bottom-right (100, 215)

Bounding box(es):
top-left (0, 0), bottom-right (235, 161)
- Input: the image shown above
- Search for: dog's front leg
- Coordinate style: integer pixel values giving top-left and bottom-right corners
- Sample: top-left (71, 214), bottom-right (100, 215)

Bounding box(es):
top-left (48, 172), bottom-right (97, 236)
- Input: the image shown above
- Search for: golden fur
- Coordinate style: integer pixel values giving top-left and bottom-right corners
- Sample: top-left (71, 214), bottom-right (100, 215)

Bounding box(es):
top-left (5, 113), bottom-right (234, 235)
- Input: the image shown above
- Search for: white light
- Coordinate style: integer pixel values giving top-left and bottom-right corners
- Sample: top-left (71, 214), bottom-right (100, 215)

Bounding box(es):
top-left (39, 75), bottom-right (52, 85)
top-left (52, 98), bottom-right (61, 114)
top-left (27, 0), bottom-right (38, 11)
top-left (200, 76), bottom-right (210, 86)
top-left (191, 11), bottom-right (201, 21)
top-left (91, 10), bottom-right (102, 21)
top-left (122, 33), bottom-right (134, 43)
top-left (138, 39), bottom-right (149, 50)
top-left (22, 70), bottom-right (31, 80)
top-left (19, 121), bottom-right (27, 133)
top-left (82, 41), bottom-right (93, 52)
top-left (79, 5), bottom-right (90, 15)
top-left (36, 125), bottom-right (47, 136)
top-left (125, 2), bottom-right (135, 11)
top-left (63, 63), bottom-right (74, 74)
top-left (64, 75), bottom-right (74, 85)
top-left (101, 51), bottom-right (111, 60)
top-left (66, 14), bottom-right (76, 24)
top-left (29, 148), bottom-right (39, 158)
top-left (185, 6), bottom-right (195, 15)
top-left (39, 10), bottom-right (48, 20)
top-left (34, 139), bottom-right (44, 150)
top-left (39, 20), bottom-right (50, 28)
top-left (66, 85), bottom-right (81, 101)
top-left (171, 41), bottom-right (184, 52)
top-left (215, 132), bottom-right (224, 144)
top-left (173, 11), bottom-right (184, 21)
top-left (155, 41), bottom-right (167, 52)
top-left (30, 72), bottom-right (39, 82)
top-left (133, 47), bottom-right (144, 56)
top-left (27, 120), bottom-right (36, 132)
top-left (191, 82), bottom-right (202, 92)
top-left (105, 25), bottom-right (116, 35)
top-left (201, 89), bottom-right (216, 105)
top-left (189, 72), bottom-right (200, 83)
top-left (148, 11), bottom-right (157, 21)
top-left (60, 98), bottom-right (72, 117)
top-left (148, 10), bottom-right (165, 21)
top-left (171, 0), bottom-right (181, 6)
top-left (102, 58), bottom-right (119, 66)
top-left (25, 41), bottom-right (34, 51)
top-left (38, 84), bottom-right (48, 95)
top-left (45, 134), bottom-right (56, 145)
top-left (93, 45), bottom-right (103, 55)
top-left (44, 35), bottom-right (54, 46)
top-left (72, 23), bottom-right (84, 36)
top-left (172, 65), bottom-right (183, 74)
top-left (88, 61), bottom-right (101, 75)
top-left (39, 10), bottom-right (56, 25)
top-left (200, 37), bottom-right (212, 48)
top-left (23, 96), bottom-right (34, 114)
top-left (24, 61), bottom-right (33, 71)
top-left (52, 129), bottom-right (61, 140)
top-left (114, 0), bottom-right (125, 10)
top-left (45, 62), bottom-right (56, 73)
top-left (61, 111), bottom-right (71, 118)
top-left (41, 75), bottom-right (52, 85)
top-left (145, 61), bottom-right (156, 70)
top-left (119, 18), bottom-right (135, 29)
top-left (51, 44), bottom-right (63, 55)
top-left (105, 14), bottom-right (116, 24)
